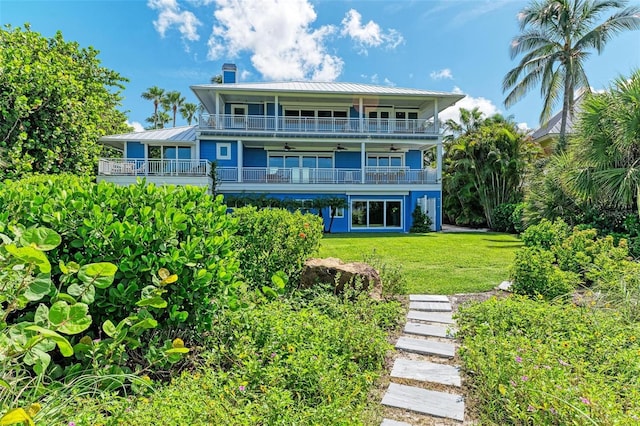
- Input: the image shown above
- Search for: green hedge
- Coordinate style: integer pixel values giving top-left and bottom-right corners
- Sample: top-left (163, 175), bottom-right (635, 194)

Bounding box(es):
top-left (0, 174), bottom-right (239, 332)
top-left (231, 206), bottom-right (323, 288)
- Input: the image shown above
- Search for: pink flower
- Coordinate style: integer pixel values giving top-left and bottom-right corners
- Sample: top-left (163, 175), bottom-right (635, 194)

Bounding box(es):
top-left (239, 385), bottom-right (246, 392)
top-left (550, 408), bottom-right (557, 415)
top-left (527, 405), bottom-right (535, 412)
top-left (69, 423), bottom-right (76, 426)
top-left (515, 356), bottom-right (522, 363)
top-left (521, 375), bottom-right (529, 381)
top-left (580, 397), bottom-right (591, 405)
top-left (558, 359), bottom-right (570, 366)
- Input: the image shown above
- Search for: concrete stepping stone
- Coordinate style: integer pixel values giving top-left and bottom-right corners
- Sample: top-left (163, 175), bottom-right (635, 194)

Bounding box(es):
top-left (409, 294), bottom-right (449, 302)
top-left (409, 301), bottom-right (452, 312)
top-left (381, 419), bottom-right (412, 426)
top-left (396, 336), bottom-right (456, 358)
top-left (382, 383), bottom-right (464, 422)
top-left (407, 310), bottom-right (454, 324)
top-left (404, 322), bottom-right (456, 338)
top-left (391, 358), bottom-right (461, 387)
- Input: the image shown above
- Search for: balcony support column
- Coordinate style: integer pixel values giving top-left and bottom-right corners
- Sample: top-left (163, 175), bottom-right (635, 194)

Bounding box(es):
top-left (274, 95), bottom-right (279, 131)
top-left (237, 140), bottom-right (243, 182)
top-left (436, 142), bottom-right (443, 184)
top-left (216, 94), bottom-right (220, 128)
top-left (359, 97), bottom-right (363, 132)
top-left (360, 141), bottom-right (366, 183)
top-left (434, 99), bottom-right (439, 133)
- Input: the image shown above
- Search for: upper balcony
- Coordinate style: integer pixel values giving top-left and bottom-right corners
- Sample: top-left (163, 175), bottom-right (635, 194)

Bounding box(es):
top-left (198, 114), bottom-right (438, 138)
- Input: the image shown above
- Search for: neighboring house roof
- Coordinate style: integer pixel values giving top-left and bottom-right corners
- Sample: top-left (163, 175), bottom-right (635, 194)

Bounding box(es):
top-left (531, 92), bottom-right (586, 145)
top-left (100, 126), bottom-right (197, 150)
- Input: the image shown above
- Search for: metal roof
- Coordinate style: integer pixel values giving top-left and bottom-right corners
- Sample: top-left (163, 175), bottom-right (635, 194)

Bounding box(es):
top-left (100, 126), bottom-right (197, 143)
top-left (191, 81), bottom-right (461, 97)
top-left (531, 92), bottom-right (585, 142)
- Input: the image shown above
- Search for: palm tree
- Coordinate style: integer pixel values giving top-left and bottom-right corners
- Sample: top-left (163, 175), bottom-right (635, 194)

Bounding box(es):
top-left (443, 107), bottom-right (485, 144)
top-left (162, 91), bottom-right (185, 127)
top-left (180, 102), bottom-right (198, 126)
top-left (567, 69), bottom-right (640, 213)
top-left (503, 0), bottom-right (640, 150)
top-left (141, 86), bottom-right (165, 129)
top-left (211, 74), bottom-right (223, 84)
top-left (144, 111), bottom-right (171, 130)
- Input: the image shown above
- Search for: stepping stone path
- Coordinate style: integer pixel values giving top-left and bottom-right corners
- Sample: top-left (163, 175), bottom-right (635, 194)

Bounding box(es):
top-left (381, 294), bottom-right (465, 425)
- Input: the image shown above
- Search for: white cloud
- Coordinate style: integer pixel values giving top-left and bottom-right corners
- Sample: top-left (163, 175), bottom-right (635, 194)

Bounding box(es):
top-left (206, 0), bottom-right (343, 81)
top-left (240, 70), bottom-right (251, 81)
top-left (340, 9), bottom-right (404, 54)
top-left (127, 120), bottom-right (145, 132)
top-left (383, 77), bottom-right (396, 87)
top-left (439, 87), bottom-right (501, 124)
top-left (430, 68), bottom-right (453, 80)
top-left (517, 122), bottom-right (530, 132)
top-left (148, 0), bottom-right (201, 46)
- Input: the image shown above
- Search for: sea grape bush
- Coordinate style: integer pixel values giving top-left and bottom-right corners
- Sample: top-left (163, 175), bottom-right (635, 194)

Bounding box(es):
top-left (0, 225), bottom-right (188, 424)
top-left (231, 206), bottom-right (323, 288)
top-left (0, 174), bottom-right (239, 331)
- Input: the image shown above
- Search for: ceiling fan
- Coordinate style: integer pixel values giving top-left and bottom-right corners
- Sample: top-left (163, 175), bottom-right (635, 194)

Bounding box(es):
top-left (284, 143), bottom-right (295, 151)
top-left (389, 144), bottom-right (400, 152)
top-left (335, 144), bottom-right (347, 151)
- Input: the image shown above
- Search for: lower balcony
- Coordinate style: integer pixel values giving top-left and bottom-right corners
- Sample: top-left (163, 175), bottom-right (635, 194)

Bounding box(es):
top-left (98, 159), bottom-right (439, 186)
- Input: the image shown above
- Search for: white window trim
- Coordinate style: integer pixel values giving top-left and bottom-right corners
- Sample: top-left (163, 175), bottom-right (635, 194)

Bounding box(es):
top-left (332, 206), bottom-right (345, 219)
top-left (350, 199), bottom-right (403, 229)
top-left (217, 142), bottom-right (232, 160)
top-left (367, 154), bottom-right (404, 167)
top-left (230, 104), bottom-right (248, 115)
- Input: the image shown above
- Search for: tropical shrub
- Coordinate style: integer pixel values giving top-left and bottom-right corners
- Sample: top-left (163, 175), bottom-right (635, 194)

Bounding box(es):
top-left (510, 247), bottom-right (578, 299)
top-left (66, 294), bottom-right (404, 425)
top-left (0, 174), bottom-right (239, 332)
top-left (0, 225), bottom-right (185, 425)
top-left (231, 206), bottom-right (323, 288)
top-left (492, 203), bottom-right (524, 233)
top-left (456, 296), bottom-right (640, 425)
top-left (409, 205), bottom-right (432, 233)
top-left (521, 218), bottom-right (570, 250)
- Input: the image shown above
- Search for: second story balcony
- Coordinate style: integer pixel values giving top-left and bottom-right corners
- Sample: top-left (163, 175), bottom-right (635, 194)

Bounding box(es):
top-left (199, 114), bottom-right (438, 137)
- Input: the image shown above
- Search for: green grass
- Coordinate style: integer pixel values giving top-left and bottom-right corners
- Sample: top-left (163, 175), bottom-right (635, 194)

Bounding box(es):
top-left (319, 232), bottom-right (522, 294)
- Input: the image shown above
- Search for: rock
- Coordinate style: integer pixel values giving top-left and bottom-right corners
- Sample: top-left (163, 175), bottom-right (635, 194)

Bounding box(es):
top-left (300, 257), bottom-right (382, 299)
top-left (497, 280), bottom-right (513, 291)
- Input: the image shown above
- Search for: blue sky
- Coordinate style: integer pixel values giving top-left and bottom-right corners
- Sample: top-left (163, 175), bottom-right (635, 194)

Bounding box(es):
top-left (2, 0), bottom-right (639, 132)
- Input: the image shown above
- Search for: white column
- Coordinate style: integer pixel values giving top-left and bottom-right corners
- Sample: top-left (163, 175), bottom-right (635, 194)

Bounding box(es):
top-left (274, 95), bottom-right (279, 131)
top-left (360, 141), bottom-right (366, 184)
top-left (237, 140), bottom-right (243, 182)
top-left (359, 97), bottom-right (363, 132)
top-left (215, 94), bottom-right (220, 128)
top-left (434, 99), bottom-right (439, 134)
top-left (436, 142), bottom-right (443, 183)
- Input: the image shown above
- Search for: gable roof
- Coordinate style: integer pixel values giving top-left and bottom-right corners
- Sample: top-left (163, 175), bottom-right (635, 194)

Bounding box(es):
top-left (531, 92), bottom-right (586, 143)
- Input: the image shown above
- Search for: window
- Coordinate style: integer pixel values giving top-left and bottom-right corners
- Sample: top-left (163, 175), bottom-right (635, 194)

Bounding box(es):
top-left (269, 154), bottom-right (333, 169)
top-left (351, 200), bottom-right (402, 228)
top-left (147, 145), bottom-right (193, 174)
top-left (367, 155), bottom-right (403, 168)
top-left (231, 104), bottom-right (247, 128)
top-left (331, 206), bottom-right (345, 218)
top-left (217, 143), bottom-right (231, 160)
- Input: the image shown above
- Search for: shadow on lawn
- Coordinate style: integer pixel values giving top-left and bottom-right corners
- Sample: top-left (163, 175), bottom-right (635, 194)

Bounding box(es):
top-left (322, 233), bottom-right (437, 239)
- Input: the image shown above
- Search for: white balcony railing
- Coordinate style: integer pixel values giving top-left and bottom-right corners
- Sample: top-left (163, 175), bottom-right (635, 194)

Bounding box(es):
top-left (216, 167), bottom-right (437, 184)
top-left (99, 161), bottom-right (438, 184)
top-left (199, 114), bottom-right (437, 135)
top-left (99, 158), bottom-right (210, 177)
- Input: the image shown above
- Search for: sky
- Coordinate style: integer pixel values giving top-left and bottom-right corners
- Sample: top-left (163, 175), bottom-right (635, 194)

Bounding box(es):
top-left (2, 0), bottom-right (639, 132)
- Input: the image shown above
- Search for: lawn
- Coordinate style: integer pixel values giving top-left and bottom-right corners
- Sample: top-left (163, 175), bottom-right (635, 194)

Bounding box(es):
top-left (319, 232), bottom-right (522, 294)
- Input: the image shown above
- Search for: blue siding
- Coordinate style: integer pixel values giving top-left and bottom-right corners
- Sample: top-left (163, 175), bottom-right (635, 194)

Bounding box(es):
top-left (200, 141), bottom-right (216, 162)
top-left (406, 150), bottom-right (422, 169)
top-left (126, 142), bottom-right (145, 158)
top-left (349, 106), bottom-right (358, 118)
top-left (335, 151), bottom-right (360, 168)
top-left (244, 148), bottom-right (267, 167)
top-left (200, 140), bottom-right (237, 167)
top-left (222, 70), bottom-right (235, 84)
top-left (407, 191), bottom-right (441, 231)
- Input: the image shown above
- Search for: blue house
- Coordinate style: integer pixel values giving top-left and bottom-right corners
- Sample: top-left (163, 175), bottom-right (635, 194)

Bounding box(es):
top-left (98, 64), bottom-right (463, 232)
